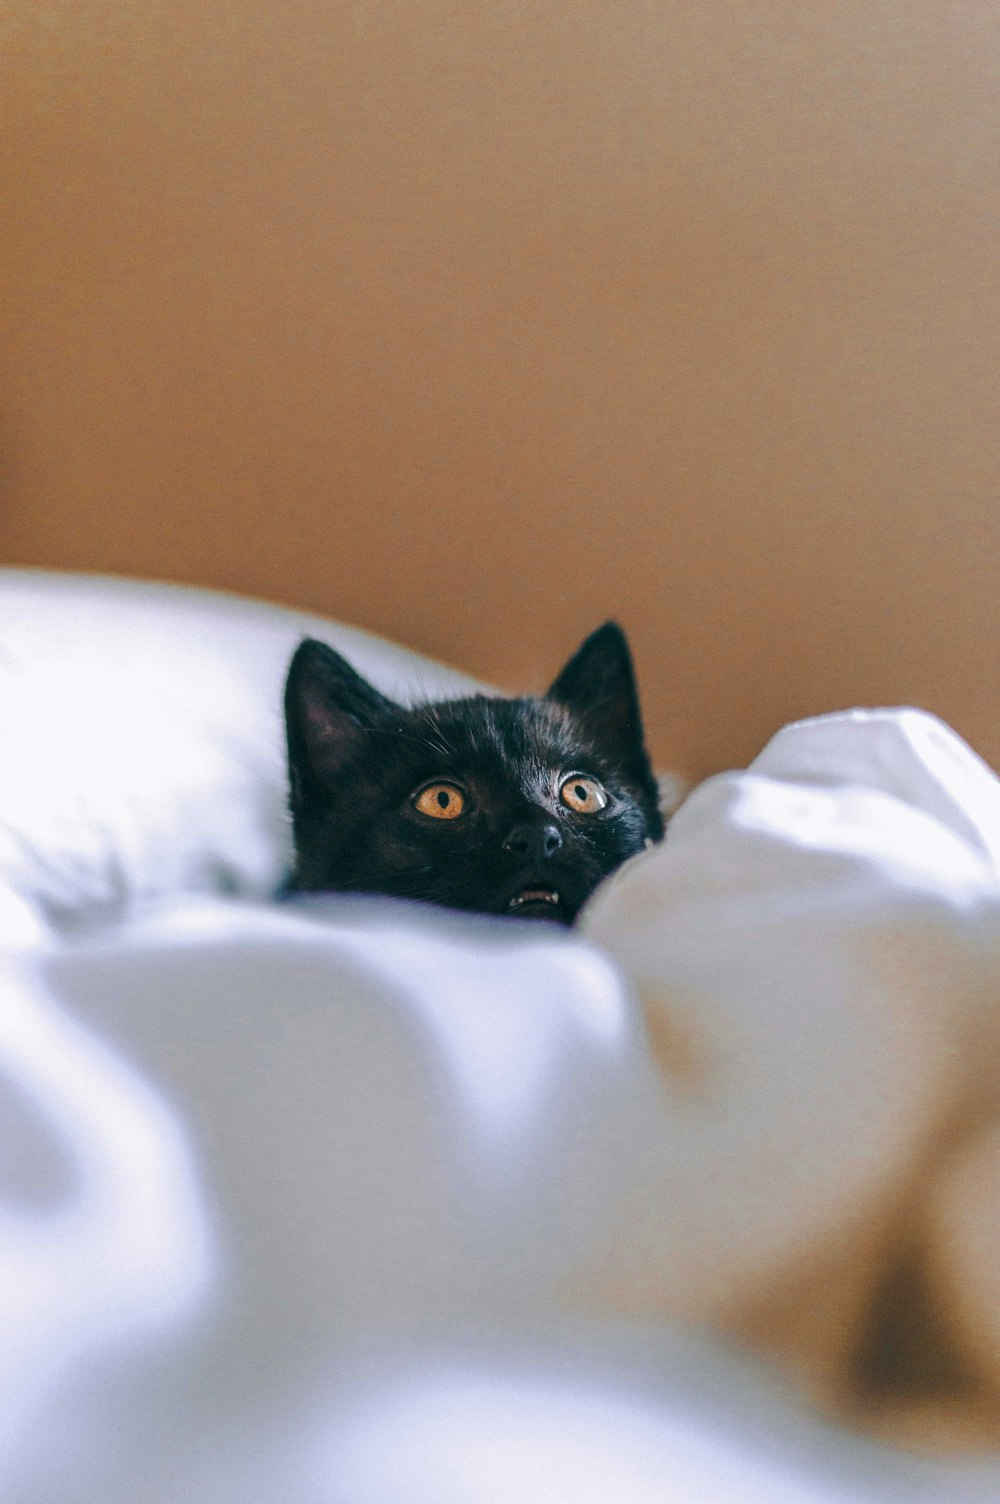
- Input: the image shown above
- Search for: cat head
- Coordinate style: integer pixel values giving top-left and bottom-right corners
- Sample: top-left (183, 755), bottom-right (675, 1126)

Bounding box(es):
top-left (283, 622), bottom-right (663, 924)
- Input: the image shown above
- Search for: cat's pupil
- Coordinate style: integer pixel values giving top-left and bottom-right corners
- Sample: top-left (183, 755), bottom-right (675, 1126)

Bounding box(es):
top-left (437, 790), bottom-right (450, 809)
top-left (574, 784), bottom-right (586, 801)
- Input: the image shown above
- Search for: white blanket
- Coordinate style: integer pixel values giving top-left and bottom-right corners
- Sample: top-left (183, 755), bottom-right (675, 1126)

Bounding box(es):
top-left (2, 573), bottom-right (1000, 1500)
top-left (2, 704), bottom-right (1000, 1499)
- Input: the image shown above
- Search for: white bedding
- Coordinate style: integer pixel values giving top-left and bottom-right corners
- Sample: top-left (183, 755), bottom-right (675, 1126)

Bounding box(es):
top-left (1, 571), bottom-right (999, 1501)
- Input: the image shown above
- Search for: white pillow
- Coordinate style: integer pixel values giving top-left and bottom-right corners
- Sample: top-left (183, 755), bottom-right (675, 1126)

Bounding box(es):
top-left (0, 570), bottom-right (483, 939)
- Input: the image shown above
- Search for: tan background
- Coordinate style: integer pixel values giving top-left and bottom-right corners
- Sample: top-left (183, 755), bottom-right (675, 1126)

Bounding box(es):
top-left (2, 2), bottom-right (998, 781)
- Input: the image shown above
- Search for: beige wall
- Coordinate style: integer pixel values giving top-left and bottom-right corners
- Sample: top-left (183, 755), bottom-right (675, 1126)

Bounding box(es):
top-left (3, 2), bottom-right (998, 781)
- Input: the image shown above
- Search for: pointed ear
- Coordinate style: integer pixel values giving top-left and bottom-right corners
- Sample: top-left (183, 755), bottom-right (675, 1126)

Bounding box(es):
top-left (284, 639), bottom-right (398, 802)
top-left (546, 621), bottom-right (647, 768)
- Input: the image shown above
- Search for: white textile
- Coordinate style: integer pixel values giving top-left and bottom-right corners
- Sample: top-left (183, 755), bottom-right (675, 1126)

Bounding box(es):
top-left (1, 574), bottom-right (1000, 1500)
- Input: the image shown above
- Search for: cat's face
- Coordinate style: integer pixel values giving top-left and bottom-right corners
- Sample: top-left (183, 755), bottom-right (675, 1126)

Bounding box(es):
top-left (284, 622), bottom-right (663, 925)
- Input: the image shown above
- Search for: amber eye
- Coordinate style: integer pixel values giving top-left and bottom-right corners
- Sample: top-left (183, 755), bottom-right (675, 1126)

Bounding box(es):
top-left (412, 782), bottom-right (466, 819)
top-left (559, 773), bottom-right (608, 814)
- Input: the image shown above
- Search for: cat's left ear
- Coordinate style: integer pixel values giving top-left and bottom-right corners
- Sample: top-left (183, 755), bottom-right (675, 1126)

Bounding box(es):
top-left (546, 621), bottom-right (648, 770)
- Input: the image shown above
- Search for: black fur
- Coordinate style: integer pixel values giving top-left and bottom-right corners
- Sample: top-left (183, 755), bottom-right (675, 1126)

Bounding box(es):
top-left (283, 622), bottom-right (663, 925)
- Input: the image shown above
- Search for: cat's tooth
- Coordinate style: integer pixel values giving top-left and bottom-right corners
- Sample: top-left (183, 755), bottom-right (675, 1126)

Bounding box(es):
top-left (509, 888), bottom-right (559, 908)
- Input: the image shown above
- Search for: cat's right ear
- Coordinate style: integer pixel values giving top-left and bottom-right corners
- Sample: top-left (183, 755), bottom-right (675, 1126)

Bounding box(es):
top-left (284, 638), bottom-right (398, 800)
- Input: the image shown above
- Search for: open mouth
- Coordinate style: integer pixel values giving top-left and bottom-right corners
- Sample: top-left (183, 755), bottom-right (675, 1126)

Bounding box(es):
top-left (506, 887), bottom-right (562, 919)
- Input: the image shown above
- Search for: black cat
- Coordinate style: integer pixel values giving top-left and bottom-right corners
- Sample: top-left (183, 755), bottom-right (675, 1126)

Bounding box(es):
top-left (283, 622), bottom-right (663, 924)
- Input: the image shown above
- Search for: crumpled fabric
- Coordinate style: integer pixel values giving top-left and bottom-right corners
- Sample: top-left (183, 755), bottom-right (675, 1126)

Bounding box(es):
top-left (1, 707), bottom-right (999, 1500)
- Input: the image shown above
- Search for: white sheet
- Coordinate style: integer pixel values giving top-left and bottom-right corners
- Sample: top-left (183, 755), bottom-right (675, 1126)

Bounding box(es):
top-left (2, 702), bottom-right (1000, 1500)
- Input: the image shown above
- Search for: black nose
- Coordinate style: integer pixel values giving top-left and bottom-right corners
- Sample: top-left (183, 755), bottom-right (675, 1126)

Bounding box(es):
top-left (502, 820), bottom-right (563, 863)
